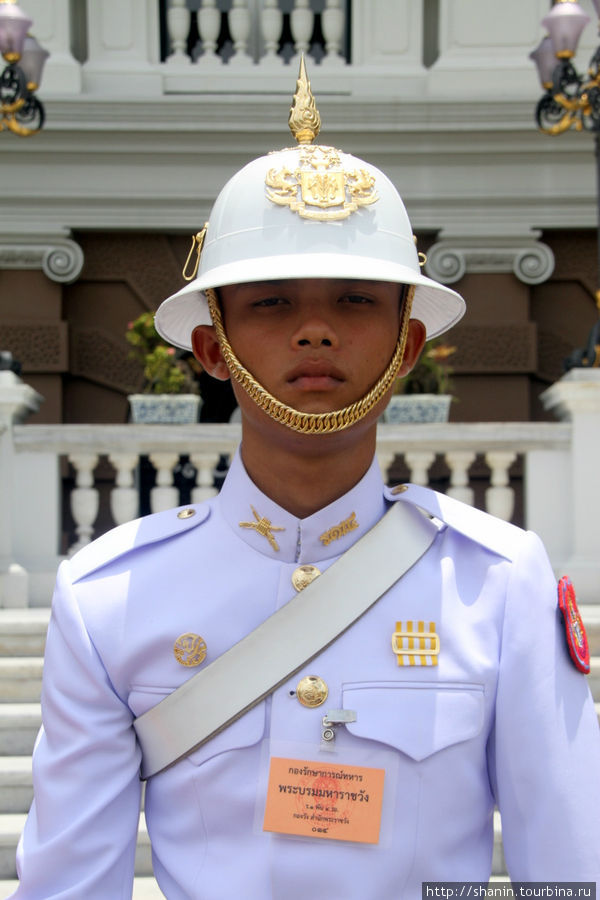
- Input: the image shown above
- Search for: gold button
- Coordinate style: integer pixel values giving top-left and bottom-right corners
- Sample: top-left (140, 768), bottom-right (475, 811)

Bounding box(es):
top-left (291, 564), bottom-right (321, 592)
top-left (173, 633), bottom-right (207, 667)
top-left (296, 675), bottom-right (328, 708)
top-left (391, 484), bottom-right (409, 495)
top-left (177, 508), bottom-right (196, 519)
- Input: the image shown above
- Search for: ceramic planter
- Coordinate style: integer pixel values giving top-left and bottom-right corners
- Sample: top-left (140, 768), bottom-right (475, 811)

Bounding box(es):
top-left (382, 394), bottom-right (451, 424)
top-left (128, 394), bottom-right (201, 425)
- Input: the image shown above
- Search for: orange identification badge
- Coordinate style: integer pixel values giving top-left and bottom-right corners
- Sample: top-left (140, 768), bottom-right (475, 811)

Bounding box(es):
top-left (263, 756), bottom-right (385, 844)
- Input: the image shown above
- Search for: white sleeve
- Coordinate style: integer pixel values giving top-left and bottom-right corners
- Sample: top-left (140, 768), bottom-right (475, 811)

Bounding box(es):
top-left (489, 530), bottom-right (600, 883)
top-left (11, 560), bottom-right (142, 899)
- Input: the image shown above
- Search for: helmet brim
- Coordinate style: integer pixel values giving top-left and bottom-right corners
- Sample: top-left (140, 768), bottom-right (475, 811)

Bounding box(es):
top-left (155, 252), bottom-right (465, 351)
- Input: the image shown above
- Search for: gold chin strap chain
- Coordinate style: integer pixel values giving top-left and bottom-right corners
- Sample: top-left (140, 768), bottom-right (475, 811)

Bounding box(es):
top-left (205, 284), bottom-right (415, 435)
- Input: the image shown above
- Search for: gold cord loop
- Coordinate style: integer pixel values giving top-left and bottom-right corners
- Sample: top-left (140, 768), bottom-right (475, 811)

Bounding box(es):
top-left (206, 284), bottom-right (415, 435)
top-left (182, 224), bottom-right (209, 282)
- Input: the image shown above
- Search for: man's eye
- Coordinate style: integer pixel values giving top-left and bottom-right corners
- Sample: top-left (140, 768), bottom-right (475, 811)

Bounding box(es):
top-left (253, 297), bottom-right (287, 308)
top-left (341, 294), bottom-right (372, 304)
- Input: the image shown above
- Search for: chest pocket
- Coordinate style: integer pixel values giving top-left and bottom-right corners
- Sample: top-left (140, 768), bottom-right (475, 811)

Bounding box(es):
top-left (129, 685), bottom-right (266, 769)
top-left (341, 681), bottom-right (485, 761)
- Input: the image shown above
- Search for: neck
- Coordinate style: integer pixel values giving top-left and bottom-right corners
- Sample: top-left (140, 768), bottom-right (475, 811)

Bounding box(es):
top-left (239, 416), bottom-right (378, 519)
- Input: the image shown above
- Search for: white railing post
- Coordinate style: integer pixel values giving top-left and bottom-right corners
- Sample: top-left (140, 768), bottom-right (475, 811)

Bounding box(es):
top-left (321, 0), bottom-right (345, 66)
top-left (260, 0), bottom-right (284, 64)
top-left (404, 451), bottom-right (435, 486)
top-left (0, 371), bottom-right (43, 607)
top-left (68, 453), bottom-right (99, 555)
top-left (190, 452), bottom-right (220, 502)
top-left (445, 451), bottom-right (475, 506)
top-left (541, 369), bottom-right (600, 603)
top-left (109, 453), bottom-right (140, 525)
top-left (228, 0), bottom-right (252, 65)
top-left (290, 0), bottom-right (314, 62)
top-left (376, 450), bottom-right (396, 486)
top-left (197, 0), bottom-right (222, 65)
top-left (149, 452), bottom-right (180, 512)
top-left (485, 451), bottom-right (516, 522)
top-left (166, 0), bottom-right (192, 65)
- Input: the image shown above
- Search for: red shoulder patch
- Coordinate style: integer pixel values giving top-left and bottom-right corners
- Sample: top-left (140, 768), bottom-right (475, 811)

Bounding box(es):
top-left (557, 576), bottom-right (590, 674)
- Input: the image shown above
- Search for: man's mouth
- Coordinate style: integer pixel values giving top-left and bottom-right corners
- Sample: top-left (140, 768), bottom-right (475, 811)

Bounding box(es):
top-left (286, 361), bottom-right (345, 392)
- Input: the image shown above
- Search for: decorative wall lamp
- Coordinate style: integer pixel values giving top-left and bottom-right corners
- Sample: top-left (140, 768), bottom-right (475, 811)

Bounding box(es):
top-left (0, 0), bottom-right (48, 136)
top-left (530, 0), bottom-right (600, 368)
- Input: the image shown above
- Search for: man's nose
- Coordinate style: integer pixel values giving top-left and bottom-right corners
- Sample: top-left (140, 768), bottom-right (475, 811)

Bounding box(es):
top-left (291, 317), bottom-right (338, 349)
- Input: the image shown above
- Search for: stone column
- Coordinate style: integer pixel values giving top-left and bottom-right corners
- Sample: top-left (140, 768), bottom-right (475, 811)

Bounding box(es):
top-left (541, 369), bottom-right (600, 604)
top-left (430, 0), bottom-right (549, 98)
top-left (351, 0), bottom-right (426, 96)
top-left (83, 0), bottom-right (162, 95)
top-left (0, 371), bottom-right (43, 607)
top-left (21, 0), bottom-right (82, 94)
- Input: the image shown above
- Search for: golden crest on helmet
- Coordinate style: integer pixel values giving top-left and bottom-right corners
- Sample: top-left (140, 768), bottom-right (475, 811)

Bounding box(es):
top-left (265, 145), bottom-right (378, 222)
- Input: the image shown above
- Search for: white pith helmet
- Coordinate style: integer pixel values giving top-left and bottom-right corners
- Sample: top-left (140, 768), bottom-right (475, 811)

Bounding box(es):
top-left (155, 61), bottom-right (465, 352)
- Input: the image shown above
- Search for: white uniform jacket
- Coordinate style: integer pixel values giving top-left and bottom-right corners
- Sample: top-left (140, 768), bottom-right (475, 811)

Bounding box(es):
top-left (13, 452), bottom-right (600, 898)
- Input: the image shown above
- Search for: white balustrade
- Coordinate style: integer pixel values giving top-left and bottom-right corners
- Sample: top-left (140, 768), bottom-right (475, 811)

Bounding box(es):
top-left (290, 0), bottom-right (314, 61)
top-left (321, 0), bottom-right (345, 65)
top-left (166, 0), bottom-right (192, 64)
top-left (37, 1), bottom-right (567, 100)
top-left (149, 452), bottom-right (181, 512)
top-left (7, 408), bottom-right (600, 605)
top-left (376, 450), bottom-right (397, 486)
top-left (68, 453), bottom-right (100, 554)
top-left (485, 451), bottom-right (517, 522)
top-left (197, 0), bottom-right (221, 64)
top-left (404, 451), bottom-right (435, 486)
top-left (261, 0), bottom-right (284, 64)
top-left (109, 453), bottom-right (140, 525)
top-left (229, 0), bottom-right (252, 65)
top-left (445, 451), bottom-right (476, 506)
top-left (190, 452), bottom-right (220, 503)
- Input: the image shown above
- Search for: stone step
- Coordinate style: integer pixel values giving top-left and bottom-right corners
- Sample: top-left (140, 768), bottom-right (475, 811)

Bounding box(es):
top-left (0, 813), bottom-right (153, 880)
top-left (0, 661), bottom-right (43, 704)
top-left (0, 705), bottom-right (41, 757)
top-left (0, 760), bottom-right (31, 815)
top-left (0, 611), bottom-right (49, 659)
top-left (0, 760), bottom-right (147, 817)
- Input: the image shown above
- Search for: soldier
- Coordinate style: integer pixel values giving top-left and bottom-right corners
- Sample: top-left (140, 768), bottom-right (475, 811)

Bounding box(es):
top-left (12, 62), bottom-right (600, 898)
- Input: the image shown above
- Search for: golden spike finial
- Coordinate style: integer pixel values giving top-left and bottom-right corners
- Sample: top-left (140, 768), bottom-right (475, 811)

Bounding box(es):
top-left (288, 53), bottom-right (321, 145)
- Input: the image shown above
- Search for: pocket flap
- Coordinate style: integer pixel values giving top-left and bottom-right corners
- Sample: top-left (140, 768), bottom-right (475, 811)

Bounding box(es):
top-left (342, 681), bottom-right (484, 761)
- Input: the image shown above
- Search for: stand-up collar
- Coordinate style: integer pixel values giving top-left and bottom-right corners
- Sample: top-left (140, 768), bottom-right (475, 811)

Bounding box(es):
top-left (218, 449), bottom-right (387, 564)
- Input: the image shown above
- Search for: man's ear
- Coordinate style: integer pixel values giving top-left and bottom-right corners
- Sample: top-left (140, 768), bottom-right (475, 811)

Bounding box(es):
top-left (397, 318), bottom-right (427, 377)
top-left (191, 325), bottom-right (231, 381)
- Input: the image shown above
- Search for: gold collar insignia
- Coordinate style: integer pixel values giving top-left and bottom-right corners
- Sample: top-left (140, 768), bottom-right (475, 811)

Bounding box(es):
top-left (239, 505), bottom-right (285, 552)
top-left (319, 512), bottom-right (359, 546)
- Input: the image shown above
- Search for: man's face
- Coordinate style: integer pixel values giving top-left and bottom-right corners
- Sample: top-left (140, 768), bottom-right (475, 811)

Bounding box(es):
top-left (217, 277), bottom-right (405, 415)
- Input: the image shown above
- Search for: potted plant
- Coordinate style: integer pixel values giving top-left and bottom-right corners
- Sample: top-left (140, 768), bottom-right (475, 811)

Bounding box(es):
top-left (125, 312), bottom-right (202, 424)
top-left (383, 338), bottom-right (456, 424)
